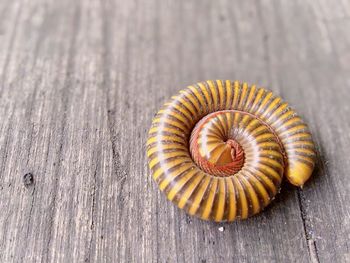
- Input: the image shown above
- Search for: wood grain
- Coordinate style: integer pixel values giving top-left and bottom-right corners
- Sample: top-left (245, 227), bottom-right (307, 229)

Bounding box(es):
top-left (0, 0), bottom-right (349, 262)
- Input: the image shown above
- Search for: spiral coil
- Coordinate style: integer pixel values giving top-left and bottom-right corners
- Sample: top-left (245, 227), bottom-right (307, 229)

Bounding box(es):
top-left (147, 80), bottom-right (316, 221)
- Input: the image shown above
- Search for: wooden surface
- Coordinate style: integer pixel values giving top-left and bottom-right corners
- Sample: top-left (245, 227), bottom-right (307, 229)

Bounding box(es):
top-left (0, 0), bottom-right (349, 262)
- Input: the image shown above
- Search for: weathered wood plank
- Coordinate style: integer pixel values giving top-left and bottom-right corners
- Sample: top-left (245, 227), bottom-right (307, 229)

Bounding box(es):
top-left (0, 0), bottom-right (349, 262)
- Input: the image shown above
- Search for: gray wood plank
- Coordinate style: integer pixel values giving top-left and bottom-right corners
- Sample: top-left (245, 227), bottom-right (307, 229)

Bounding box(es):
top-left (0, 0), bottom-right (349, 262)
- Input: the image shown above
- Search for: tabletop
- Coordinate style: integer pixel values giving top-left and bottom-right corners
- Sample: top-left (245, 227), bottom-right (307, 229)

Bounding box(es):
top-left (0, 0), bottom-right (349, 262)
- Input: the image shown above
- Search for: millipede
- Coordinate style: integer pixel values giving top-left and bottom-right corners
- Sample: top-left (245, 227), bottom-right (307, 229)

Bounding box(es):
top-left (146, 80), bottom-right (316, 222)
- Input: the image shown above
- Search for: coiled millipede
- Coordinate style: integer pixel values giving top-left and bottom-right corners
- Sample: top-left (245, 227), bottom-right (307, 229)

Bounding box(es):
top-left (147, 80), bottom-right (316, 222)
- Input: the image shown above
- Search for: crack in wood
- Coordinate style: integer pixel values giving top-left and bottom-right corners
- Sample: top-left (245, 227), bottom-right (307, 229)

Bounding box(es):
top-left (297, 189), bottom-right (320, 263)
top-left (85, 165), bottom-right (98, 263)
top-left (44, 5), bottom-right (81, 261)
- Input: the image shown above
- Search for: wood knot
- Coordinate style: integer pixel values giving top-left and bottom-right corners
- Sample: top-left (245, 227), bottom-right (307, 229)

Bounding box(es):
top-left (23, 173), bottom-right (34, 188)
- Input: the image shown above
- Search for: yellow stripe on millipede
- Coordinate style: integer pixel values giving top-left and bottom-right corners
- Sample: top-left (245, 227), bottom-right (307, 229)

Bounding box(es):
top-left (278, 125), bottom-right (307, 137)
top-left (245, 167), bottom-right (277, 195)
top-left (217, 80), bottom-right (225, 109)
top-left (187, 176), bottom-right (211, 215)
top-left (245, 172), bottom-right (270, 206)
top-left (275, 116), bottom-right (301, 132)
top-left (226, 178), bottom-right (237, 221)
top-left (231, 81), bottom-right (240, 109)
top-left (256, 92), bottom-right (273, 116)
top-left (147, 135), bottom-right (184, 146)
top-left (148, 126), bottom-right (185, 138)
top-left (152, 117), bottom-right (188, 133)
top-left (176, 95), bottom-right (197, 117)
top-left (258, 157), bottom-right (284, 172)
top-left (266, 103), bottom-right (289, 123)
top-left (164, 102), bottom-right (193, 122)
top-left (152, 158), bottom-right (190, 180)
top-left (240, 176), bottom-right (260, 215)
top-left (147, 144), bottom-right (187, 157)
top-left (201, 178), bottom-right (218, 220)
top-left (180, 89), bottom-right (201, 115)
top-left (233, 176), bottom-right (248, 219)
top-left (225, 80), bottom-right (233, 109)
top-left (250, 88), bottom-right (265, 113)
top-left (256, 163), bottom-right (282, 183)
top-left (159, 163), bottom-right (194, 191)
top-left (214, 179), bottom-right (226, 222)
top-left (238, 82), bottom-right (248, 110)
top-left (167, 169), bottom-right (200, 201)
top-left (244, 85), bottom-right (256, 112)
top-left (149, 151), bottom-right (189, 169)
top-left (260, 97), bottom-right (281, 119)
top-left (158, 109), bottom-right (188, 126)
top-left (207, 80), bottom-right (219, 110)
top-left (189, 85), bottom-right (206, 114)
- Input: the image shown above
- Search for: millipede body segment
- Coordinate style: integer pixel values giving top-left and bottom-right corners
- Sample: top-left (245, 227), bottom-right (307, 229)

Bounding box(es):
top-left (146, 80), bottom-right (316, 222)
